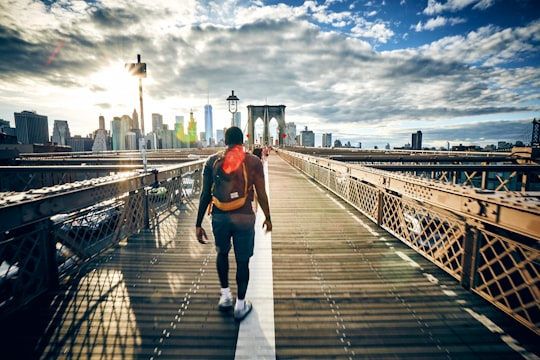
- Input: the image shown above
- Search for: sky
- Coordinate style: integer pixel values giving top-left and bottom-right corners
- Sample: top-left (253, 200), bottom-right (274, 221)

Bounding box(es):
top-left (0, 0), bottom-right (539, 149)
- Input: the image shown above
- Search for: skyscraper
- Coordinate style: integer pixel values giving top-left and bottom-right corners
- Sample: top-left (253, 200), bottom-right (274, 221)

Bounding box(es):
top-left (132, 109), bottom-right (139, 130)
top-left (98, 115), bottom-right (105, 130)
top-left (93, 114), bottom-right (109, 152)
top-left (233, 112), bottom-right (241, 129)
top-left (300, 126), bottom-right (315, 147)
top-left (125, 132), bottom-right (137, 150)
top-left (14, 110), bottom-right (49, 144)
top-left (322, 133), bottom-right (332, 148)
top-left (204, 104), bottom-right (213, 146)
top-left (111, 117), bottom-right (125, 150)
top-left (216, 129), bottom-right (224, 145)
top-left (285, 122), bottom-right (297, 146)
top-left (152, 113), bottom-right (163, 133)
top-left (412, 130), bottom-right (422, 150)
top-left (52, 120), bottom-right (71, 145)
top-left (187, 110), bottom-right (197, 145)
top-left (175, 115), bottom-right (185, 148)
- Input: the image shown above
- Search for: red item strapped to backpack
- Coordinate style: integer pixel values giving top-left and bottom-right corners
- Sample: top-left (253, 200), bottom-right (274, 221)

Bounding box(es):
top-left (221, 145), bottom-right (245, 174)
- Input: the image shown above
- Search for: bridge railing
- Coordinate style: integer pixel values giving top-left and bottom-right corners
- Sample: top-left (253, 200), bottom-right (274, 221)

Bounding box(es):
top-left (0, 160), bottom-right (204, 317)
top-left (279, 149), bottom-right (540, 336)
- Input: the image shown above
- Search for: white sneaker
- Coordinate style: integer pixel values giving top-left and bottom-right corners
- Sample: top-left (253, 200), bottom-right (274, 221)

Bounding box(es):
top-left (234, 300), bottom-right (253, 321)
top-left (218, 294), bottom-right (233, 312)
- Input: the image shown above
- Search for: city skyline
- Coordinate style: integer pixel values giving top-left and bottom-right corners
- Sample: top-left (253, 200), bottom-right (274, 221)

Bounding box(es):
top-left (0, 1), bottom-right (538, 148)
top-left (2, 107), bottom-right (531, 151)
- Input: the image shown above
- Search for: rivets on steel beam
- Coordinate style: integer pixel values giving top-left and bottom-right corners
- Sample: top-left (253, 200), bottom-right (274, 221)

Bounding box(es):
top-left (464, 199), bottom-right (482, 215)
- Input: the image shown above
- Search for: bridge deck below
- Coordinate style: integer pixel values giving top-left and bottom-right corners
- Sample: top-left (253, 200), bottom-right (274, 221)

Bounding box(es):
top-left (3, 153), bottom-right (538, 359)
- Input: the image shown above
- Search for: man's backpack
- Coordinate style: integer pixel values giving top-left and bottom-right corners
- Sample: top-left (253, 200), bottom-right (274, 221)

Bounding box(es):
top-left (211, 150), bottom-right (251, 211)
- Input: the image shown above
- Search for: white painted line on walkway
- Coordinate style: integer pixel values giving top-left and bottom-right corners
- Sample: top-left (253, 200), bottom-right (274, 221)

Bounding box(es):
top-left (235, 159), bottom-right (276, 360)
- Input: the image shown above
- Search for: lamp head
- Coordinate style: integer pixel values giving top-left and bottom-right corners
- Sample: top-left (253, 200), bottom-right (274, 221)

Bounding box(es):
top-left (226, 90), bottom-right (239, 113)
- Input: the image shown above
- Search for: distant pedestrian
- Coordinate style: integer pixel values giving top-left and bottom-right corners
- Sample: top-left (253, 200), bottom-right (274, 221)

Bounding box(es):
top-left (253, 147), bottom-right (263, 159)
top-left (195, 126), bottom-right (272, 321)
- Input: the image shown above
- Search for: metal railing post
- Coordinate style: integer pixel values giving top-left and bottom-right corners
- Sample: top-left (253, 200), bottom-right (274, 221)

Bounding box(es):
top-left (377, 190), bottom-right (384, 227)
top-left (460, 220), bottom-right (481, 290)
top-left (46, 219), bottom-right (59, 291)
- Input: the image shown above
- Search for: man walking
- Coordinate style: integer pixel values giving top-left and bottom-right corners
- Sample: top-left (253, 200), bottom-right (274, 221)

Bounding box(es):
top-left (195, 126), bottom-right (272, 321)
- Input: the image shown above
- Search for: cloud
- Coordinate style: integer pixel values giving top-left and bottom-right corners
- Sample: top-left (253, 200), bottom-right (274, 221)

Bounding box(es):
top-left (351, 19), bottom-right (394, 43)
top-left (418, 20), bottom-right (540, 67)
top-left (472, 0), bottom-right (499, 11)
top-left (413, 16), bottom-right (466, 31)
top-left (421, 118), bottom-right (533, 146)
top-left (423, 0), bottom-right (497, 15)
top-left (0, 0), bottom-right (538, 149)
top-left (332, 118), bottom-right (534, 148)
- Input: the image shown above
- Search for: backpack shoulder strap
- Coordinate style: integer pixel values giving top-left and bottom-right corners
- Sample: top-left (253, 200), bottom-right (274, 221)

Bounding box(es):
top-left (212, 150), bottom-right (226, 168)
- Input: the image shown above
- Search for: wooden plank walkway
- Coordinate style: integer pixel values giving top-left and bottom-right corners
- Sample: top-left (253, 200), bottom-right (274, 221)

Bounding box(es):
top-left (1, 153), bottom-right (539, 359)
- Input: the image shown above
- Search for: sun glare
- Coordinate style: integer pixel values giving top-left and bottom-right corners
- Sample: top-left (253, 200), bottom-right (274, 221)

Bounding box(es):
top-left (90, 63), bottom-right (139, 106)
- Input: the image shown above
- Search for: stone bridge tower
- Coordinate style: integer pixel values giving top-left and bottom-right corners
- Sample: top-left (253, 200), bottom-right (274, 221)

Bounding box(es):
top-left (247, 105), bottom-right (286, 147)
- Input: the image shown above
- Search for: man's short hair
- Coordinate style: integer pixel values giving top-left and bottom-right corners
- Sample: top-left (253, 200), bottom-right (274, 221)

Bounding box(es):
top-left (225, 126), bottom-right (243, 146)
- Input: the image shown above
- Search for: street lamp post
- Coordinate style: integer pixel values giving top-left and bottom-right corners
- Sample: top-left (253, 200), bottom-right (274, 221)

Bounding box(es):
top-left (125, 54), bottom-right (147, 136)
top-left (226, 90), bottom-right (239, 128)
top-left (125, 54), bottom-right (149, 227)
